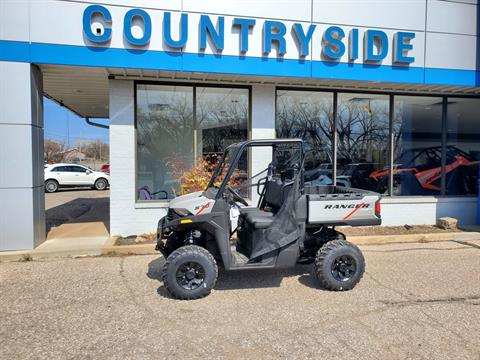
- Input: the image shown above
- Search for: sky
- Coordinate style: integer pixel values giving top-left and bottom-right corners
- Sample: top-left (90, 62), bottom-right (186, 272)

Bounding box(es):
top-left (44, 97), bottom-right (109, 147)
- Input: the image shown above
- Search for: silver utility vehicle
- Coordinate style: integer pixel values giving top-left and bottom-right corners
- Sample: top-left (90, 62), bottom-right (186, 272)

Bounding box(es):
top-left (156, 139), bottom-right (381, 299)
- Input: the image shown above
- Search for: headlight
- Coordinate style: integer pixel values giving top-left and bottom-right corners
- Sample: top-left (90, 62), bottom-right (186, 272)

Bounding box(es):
top-left (173, 208), bottom-right (191, 217)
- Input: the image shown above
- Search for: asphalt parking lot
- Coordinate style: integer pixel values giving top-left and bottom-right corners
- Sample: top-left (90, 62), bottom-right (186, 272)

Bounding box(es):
top-left (45, 189), bottom-right (109, 210)
top-left (1, 240), bottom-right (479, 360)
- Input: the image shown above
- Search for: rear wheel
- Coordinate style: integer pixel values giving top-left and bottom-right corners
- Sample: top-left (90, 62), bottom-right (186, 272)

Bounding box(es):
top-left (94, 178), bottom-right (108, 191)
top-left (314, 240), bottom-right (365, 291)
top-left (162, 245), bottom-right (218, 300)
top-left (45, 179), bottom-right (59, 193)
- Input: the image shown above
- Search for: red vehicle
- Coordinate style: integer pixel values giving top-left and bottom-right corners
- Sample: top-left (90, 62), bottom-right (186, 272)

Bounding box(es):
top-left (100, 164), bottom-right (110, 173)
top-left (369, 146), bottom-right (479, 195)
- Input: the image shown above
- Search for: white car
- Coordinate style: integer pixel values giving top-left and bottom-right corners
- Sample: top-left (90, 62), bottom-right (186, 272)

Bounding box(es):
top-left (44, 163), bottom-right (110, 193)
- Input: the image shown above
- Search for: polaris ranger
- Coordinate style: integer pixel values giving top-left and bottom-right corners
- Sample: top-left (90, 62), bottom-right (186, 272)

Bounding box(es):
top-left (156, 139), bottom-right (381, 299)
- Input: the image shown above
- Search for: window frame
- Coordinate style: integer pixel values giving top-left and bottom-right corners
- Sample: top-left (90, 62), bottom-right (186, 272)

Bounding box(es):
top-left (134, 80), bottom-right (252, 204)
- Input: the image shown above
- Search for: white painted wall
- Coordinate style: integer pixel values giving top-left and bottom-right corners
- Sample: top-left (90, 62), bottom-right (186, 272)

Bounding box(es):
top-left (312, 0), bottom-right (427, 31)
top-left (250, 85), bottom-right (276, 205)
top-left (381, 197), bottom-right (477, 226)
top-left (0, 62), bottom-right (45, 251)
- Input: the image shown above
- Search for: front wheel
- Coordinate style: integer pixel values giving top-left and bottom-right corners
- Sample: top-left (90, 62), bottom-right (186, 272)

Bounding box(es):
top-left (162, 245), bottom-right (218, 300)
top-left (45, 179), bottom-right (59, 193)
top-left (314, 240), bottom-right (365, 291)
top-left (94, 178), bottom-right (108, 191)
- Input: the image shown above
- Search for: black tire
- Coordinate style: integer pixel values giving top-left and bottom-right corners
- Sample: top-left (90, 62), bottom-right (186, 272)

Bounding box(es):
top-left (94, 178), bottom-right (108, 191)
top-left (162, 245), bottom-right (218, 300)
top-left (314, 240), bottom-right (365, 291)
top-left (45, 179), bottom-right (59, 193)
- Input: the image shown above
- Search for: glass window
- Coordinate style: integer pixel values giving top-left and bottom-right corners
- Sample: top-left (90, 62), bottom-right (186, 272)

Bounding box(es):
top-left (392, 96), bottom-right (443, 195)
top-left (337, 94), bottom-right (389, 193)
top-left (52, 166), bottom-right (68, 172)
top-left (276, 90), bottom-right (334, 185)
top-left (136, 84), bottom-right (249, 201)
top-left (196, 87), bottom-right (249, 160)
top-left (69, 166), bottom-right (87, 173)
top-left (446, 98), bottom-right (480, 195)
top-left (137, 85), bottom-right (194, 200)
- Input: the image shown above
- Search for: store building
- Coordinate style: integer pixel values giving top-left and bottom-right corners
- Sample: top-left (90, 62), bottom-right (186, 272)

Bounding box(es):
top-left (1, 0), bottom-right (480, 251)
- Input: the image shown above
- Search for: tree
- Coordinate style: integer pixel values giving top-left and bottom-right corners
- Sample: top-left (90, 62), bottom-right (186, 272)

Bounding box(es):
top-left (44, 139), bottom-right (65, 163)
top-left (79, 140), bottom-right (109, 161)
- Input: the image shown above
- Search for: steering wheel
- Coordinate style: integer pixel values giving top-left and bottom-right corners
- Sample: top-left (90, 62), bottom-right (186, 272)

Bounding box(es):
top-left (225, 187), bottom-right (249, 206)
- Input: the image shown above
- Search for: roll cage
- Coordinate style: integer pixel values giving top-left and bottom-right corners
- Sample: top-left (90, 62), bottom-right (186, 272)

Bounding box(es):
top-left (207, 139), bottom-right (305, 200)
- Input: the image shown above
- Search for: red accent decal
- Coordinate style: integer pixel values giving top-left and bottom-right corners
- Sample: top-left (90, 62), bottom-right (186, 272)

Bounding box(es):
top-left (343, 202), bottom-right (366, 220)
top-left (195, 202), bottom-right (211, 216)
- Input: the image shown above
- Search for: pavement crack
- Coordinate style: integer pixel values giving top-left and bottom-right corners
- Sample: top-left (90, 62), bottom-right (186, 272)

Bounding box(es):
top-left (380, 295), bottom-right (480, 307)
top-left (363, 246), bottom-right (474, 253)
top-left (365, 271), bottom-right (414, 300)
top-left (451, 240), bottom-right (480, 250)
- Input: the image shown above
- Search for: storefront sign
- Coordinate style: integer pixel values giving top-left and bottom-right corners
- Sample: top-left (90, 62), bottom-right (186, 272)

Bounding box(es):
top-left (83, 5), bottom-right (415, 64)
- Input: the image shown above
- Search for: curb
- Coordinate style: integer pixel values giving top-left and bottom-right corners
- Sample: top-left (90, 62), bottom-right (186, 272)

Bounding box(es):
top-left (348, 232), bottom-right (456, 246)
top-left (349, 231), bottom-right (480, 246)
top-left (0, 249), bottom-right (102, 262)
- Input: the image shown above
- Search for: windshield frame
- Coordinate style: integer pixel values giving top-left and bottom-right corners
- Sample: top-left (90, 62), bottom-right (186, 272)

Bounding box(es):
top-left (207, 144), bottom-right (242, 190)
top-left (206, 139), bottom-right (305, 200)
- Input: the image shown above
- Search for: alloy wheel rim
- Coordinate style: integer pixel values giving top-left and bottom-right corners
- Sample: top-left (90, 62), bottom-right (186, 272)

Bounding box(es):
top-left (331, 255), bottom-right (357, 282)
top-left (175, 261), bottom-right (205, 290)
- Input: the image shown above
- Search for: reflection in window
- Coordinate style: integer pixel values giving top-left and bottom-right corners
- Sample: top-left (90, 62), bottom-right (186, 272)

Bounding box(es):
top-left (196, 87), bottom-right (249, 159)
top-left (446, 98), bottom-right (480, 195)
top-left (137, 85), bottom-right (193, 200)
top-left (276, 90), bottom-right (333, 185)
top-left (337, 94), bottom-right (389, 193)
top-left (136, 84), bottom-right (248, 201)
top-left (392, 96), bottom-right (443, 195)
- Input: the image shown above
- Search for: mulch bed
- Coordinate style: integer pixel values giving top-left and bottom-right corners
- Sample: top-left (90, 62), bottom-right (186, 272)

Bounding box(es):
top-left (115, 233), bottom-right (157, 246)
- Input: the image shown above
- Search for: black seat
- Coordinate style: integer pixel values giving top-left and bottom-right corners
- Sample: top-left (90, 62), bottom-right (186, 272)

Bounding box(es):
top-left (239, 208), bottom-right (274, 229)
top-left (238, 178), bottom-right (292, 230)
top-left (236, 178), bottom-right (295, 258)
top-left (246, 215), bottom-right (274, 229)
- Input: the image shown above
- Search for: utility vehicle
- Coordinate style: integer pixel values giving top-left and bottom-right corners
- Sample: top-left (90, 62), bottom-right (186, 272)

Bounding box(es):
top-left (156, 139), bottom-right (381, 300)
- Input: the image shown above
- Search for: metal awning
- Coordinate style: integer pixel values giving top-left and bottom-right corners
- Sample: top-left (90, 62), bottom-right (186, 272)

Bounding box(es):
top-left (40, 64), bottom-right (480, 119)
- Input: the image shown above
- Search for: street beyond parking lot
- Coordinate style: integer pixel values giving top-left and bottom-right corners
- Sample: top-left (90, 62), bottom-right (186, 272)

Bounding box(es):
top-left (1, 240), bottom-right (479, 360)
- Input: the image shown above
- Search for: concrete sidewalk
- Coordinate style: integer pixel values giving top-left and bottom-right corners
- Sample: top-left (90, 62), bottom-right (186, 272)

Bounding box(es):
top-left (0, 236), bottom-right (108, 261)
top-left (0, 190), bottom-right (110, 261)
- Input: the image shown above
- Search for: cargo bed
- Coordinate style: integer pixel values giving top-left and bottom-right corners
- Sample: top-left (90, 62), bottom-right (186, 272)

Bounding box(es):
top-left (305, 185), bottom-right (381, 227)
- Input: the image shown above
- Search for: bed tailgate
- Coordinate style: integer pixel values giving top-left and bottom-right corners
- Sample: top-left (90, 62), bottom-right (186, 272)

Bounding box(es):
top-left (307, 193), bottom-right (381, 226)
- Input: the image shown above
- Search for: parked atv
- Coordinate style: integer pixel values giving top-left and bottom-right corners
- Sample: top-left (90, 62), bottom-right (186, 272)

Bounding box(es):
top-left (156, 139), bottom-right (381, 299)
